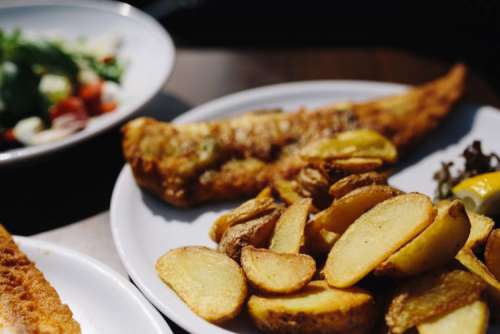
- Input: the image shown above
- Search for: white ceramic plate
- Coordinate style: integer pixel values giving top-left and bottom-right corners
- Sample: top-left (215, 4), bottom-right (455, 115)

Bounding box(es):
top-left (110, 81), bottom-right (500, 334)
top-left (0, 0), bottom-right (175, 165)
top-left (16, 236), bottom-right (172, 334)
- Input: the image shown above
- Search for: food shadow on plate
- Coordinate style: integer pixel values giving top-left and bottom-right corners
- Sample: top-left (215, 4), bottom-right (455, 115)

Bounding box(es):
top-left (395, 103), bottom-right (480, 171)
top-left (140, 189), bottom-right (241, 224)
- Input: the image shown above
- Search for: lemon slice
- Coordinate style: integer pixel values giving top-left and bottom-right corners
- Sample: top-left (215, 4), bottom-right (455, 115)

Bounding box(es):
top-left (452, 171), bottom-right (500, 215)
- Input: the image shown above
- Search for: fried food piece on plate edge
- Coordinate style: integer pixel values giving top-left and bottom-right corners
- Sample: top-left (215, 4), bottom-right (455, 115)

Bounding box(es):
top-left (123, 64), bottom-right (465, 207)
top-left (0, 225), bottom-right (81, 334)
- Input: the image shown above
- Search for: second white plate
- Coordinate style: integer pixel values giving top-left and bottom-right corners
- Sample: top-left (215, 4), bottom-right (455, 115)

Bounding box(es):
top-left (110, 80), bottom-right (500, 334)
top-left (18, 236), bottom-right (172, 334)
top-left (0, 0), bottom-right (175, 165)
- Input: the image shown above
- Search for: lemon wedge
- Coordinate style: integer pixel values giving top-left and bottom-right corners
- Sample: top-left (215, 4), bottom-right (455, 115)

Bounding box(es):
top-left (452, 171), bottom-right (500, 215)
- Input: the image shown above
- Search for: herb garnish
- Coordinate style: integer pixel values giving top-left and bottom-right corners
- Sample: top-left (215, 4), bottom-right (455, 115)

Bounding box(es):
top-left (433, 141), bottom-right (500, 200)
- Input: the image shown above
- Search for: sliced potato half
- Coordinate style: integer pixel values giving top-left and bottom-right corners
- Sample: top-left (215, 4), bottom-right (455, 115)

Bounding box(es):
top-left (376, 200), bottom-right (470, 276)
top-left (210, 197), bottom-right (276, 242)
top-left (329, 172), bottom-right (388, 199)
top-left (315, 185), bottom-right (401, 234)
top-left (248, 280), bottom-right (376, 334)
top-left (241, 246), bottom-right (315, 293)
top-left (417, 300), bottom-right (489, 334)
top-left (270, 198), bottom-right (311, 254)
top-left (156, 246), bottom-right (247, 323)
top-left (219, 209), bottom-right (281, 261)
top-left (386, 269), bottom-right (486, 334)
top-left (273, 178), bottom-right (306, 206)
top-left (325, 193), bottom-right (435, 288)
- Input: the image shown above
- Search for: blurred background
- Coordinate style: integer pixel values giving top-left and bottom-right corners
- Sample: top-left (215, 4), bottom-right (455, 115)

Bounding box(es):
top-left (2, 0), bottom-right (500, 235)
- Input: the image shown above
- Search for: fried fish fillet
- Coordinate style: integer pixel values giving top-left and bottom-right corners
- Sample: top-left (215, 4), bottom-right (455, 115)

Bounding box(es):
top-left (123, 64), bottom-right (465, 207)
top-left (0, 225), bottom-right (81, 334)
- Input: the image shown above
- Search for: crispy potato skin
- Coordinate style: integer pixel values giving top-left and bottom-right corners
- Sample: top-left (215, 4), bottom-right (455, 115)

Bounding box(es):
top-left (386, 270), bottom-right (486, 334)
top-left (248, 281), bottom-right (376, 334)
top-left (241, 247), bottom-right (315, 294)
top-left (219, 209), bottom-right (282, 261)
top-left (156, 246), bottom-right (247, 323)
top-left (329, 172), bottom-right (387, 199)
top-left (209, 197), bottom-right (276, 242)
top-left (123, 65), bottom-right (465, 207)
top-left (485, 229), bottom-right (500, 280)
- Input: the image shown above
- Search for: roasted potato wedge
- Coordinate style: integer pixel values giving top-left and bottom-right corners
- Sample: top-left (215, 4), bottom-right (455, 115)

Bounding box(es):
top-left (437, 200), bottom-right (494, 249)
top-left (248, 280), bottom-right (376, 334)
top-left (386, 269), bottom-right (486, 334)
top-left (485, 229), bottom-right (500, 280)
top-left (329, 157), bottom-right (384, 173)
top-left (210, 197), bottom-right (277, 242)
top-left (270, 199), bottom-right (311, 254)
top-left (314, 185), bottom-right (401, 234)
top-left (241, 246), bottom-right (315, 294)
top-left (325, 193), bottom-right (435, 288)
top-left (273, 178), bottom-right (307, 206)
top-left (257, 186), bottom-right (273, 199)
top-left (296, 166), bottom-right (331, 207)
top-left (219, 209), bottom-right (281, 261)
top-left (300, 129), bottom-right (398, 163)
top-left (376, 200), bottom-right (470, 277)
top-left (156, 246), bottom-right (247, 323)
top-left (466, 211), bottom-right (495, 249)
top-left (417, 300), bottom-right (489, 334)
top-left (456, 248), bottom-right (500, 291)
top-left (304, 223), bottom-right (340, 255)
top-left (329, 172), bottom-right (388, 199)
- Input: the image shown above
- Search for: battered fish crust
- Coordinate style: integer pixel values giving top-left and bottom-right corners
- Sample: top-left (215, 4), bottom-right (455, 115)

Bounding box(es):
top-left (0, 225), bottom-right (80, 334)
top-left (123, 65), bottom-right (465, 207)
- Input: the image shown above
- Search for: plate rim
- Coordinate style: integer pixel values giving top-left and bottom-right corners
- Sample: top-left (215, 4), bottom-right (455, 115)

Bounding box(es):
top-left (110, 79), bottom-right (414, 334)
top-left (0, 0), bottom-right (175, 165)
top-left (15, 235), bottom-right (173, 334)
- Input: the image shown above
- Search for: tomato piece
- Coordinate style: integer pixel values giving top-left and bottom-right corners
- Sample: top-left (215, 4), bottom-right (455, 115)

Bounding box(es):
top-left (99, 101), bottom-right (117, 113)
top-left (79, 81), bottom-right (102, 104)
top-left (4, 129), bottom-right (16, 142)
top-left (50, 97), bottom-right (88, 121)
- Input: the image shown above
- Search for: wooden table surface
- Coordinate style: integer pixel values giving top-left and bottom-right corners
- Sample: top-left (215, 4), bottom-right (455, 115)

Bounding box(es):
top-left (167, 48), bottom-right (500, 107)
top-left (1, 47), bottom-right (499, 334)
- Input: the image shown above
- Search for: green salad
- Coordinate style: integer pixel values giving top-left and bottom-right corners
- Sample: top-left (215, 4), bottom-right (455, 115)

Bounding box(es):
top-left (0, 29), bottom-right (125, 151)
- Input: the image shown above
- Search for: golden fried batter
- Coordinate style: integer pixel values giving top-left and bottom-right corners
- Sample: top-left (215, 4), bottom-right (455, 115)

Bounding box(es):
top-left (0, 225), bottom-right (81, 334)
top-left (123, 65), bottom-right (465, 207)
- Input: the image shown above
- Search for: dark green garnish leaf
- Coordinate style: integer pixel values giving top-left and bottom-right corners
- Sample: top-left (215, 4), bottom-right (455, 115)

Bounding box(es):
top-left (433, 141), bottom-right (500, 200)
top-left (0, 62), bottom-right (45, 130)
top-left (82, 55), bottom-right (124, 83)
